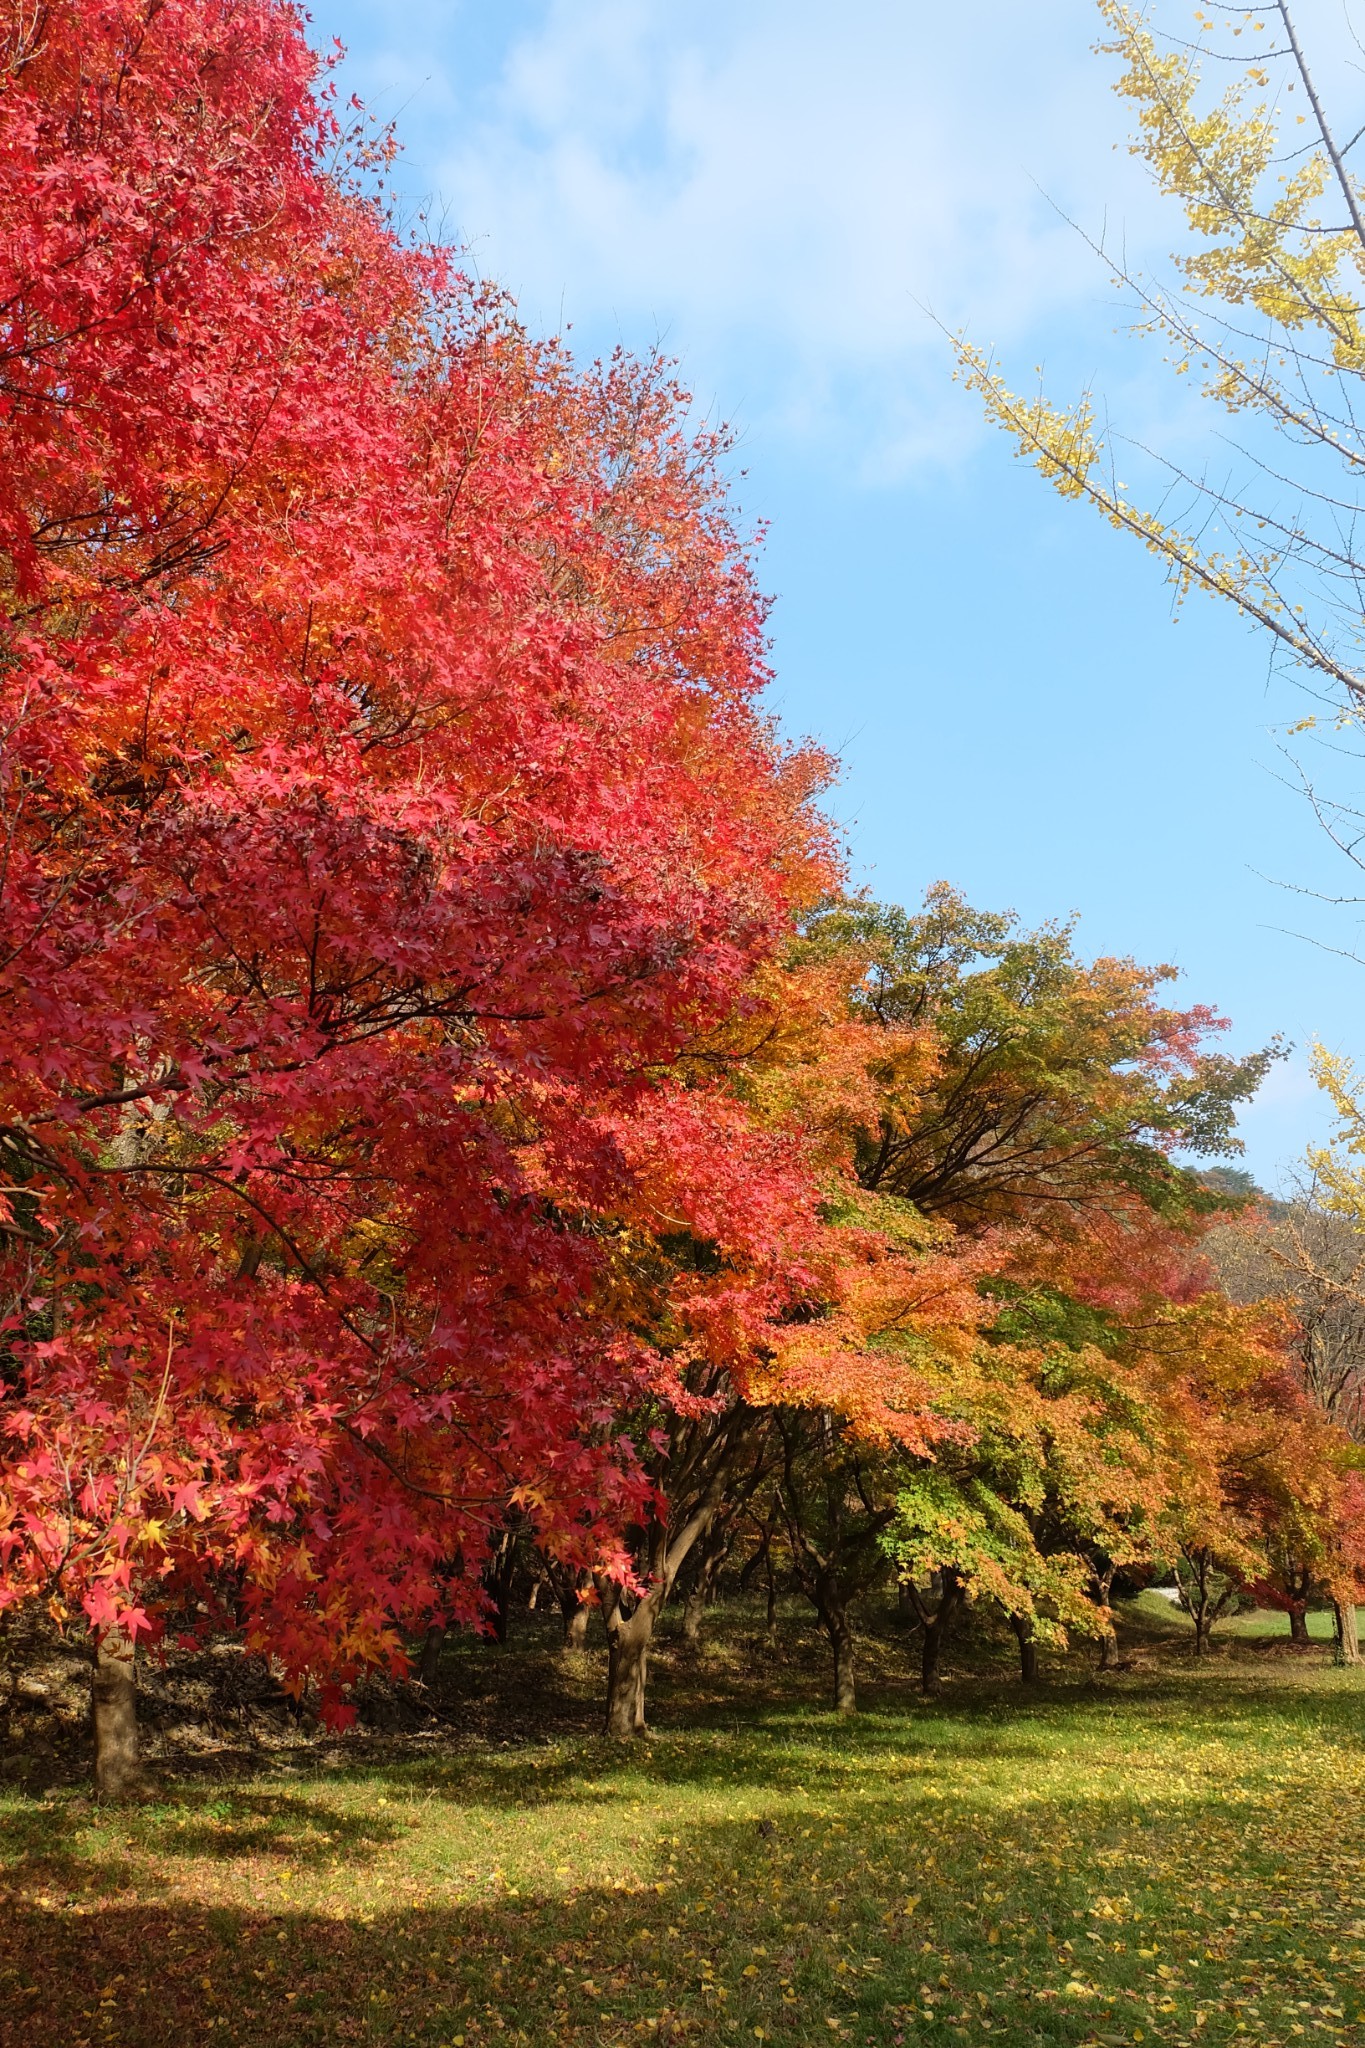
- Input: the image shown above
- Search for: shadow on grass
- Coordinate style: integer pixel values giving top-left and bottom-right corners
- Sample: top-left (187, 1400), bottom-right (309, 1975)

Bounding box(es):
top-left (329, 1650), bottom-right (1365, 1816)
top-left (0, 1746), bottom-right (1352, 2048)
top-left (0, 1783), bottom-right (407, 1911)
top-left (3, 1602), bottom-right (1362, 2048)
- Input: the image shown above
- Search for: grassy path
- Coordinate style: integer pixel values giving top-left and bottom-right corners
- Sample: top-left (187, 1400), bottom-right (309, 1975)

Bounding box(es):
top-left (2, 1623), bottom-right (1363, 2048)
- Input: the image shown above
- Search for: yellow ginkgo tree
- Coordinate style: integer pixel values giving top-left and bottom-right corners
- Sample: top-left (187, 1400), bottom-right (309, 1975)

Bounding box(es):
top-left (959, 1), bottom-right (1365, 708)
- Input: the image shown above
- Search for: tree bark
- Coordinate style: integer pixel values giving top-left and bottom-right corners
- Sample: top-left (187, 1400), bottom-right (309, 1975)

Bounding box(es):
top-left (418, 1623), bottom-right (445, 1686)
top-left (827, 1612), bottom-right (857, 1715)
top-left (1091, 1561), bottom-right (1117, 1669)
top-left (544, 1562), bottom-right (591, 1650)
top-left (604, 1598), bottom-right (655, 1739)
top-left (600, 1417), bottom-right (751, 1735)
top-left (1288, 1606), bottom-right (1310, 1645)
top-left (739, 1525), bottom-right (770, 1594)
top-left (1010, 1613), bottom-right (1039, 1684)
top-left (1334, 1600), bottom-right (1361, 1665)
top-left (679, 1517), bottom-right (730, 1650)
top-left (791, 1543), bottom-right (860, 1714)
top-left (485, 1531), bottom-right (519, 1645)
top-left (92, 1629), bottom-right (144, 1800)
top-left (1178, 1552), bottom-right (1218, 1656)
top-left (920, 1572), bottom-right (962, 1694)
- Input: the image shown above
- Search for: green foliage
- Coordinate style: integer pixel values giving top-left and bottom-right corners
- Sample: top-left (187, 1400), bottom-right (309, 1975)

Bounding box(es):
top-left (802, 885), bottom-right (1277, 1229)
top-left (1196, 1166), bottom-right (1262, 1205)
top-left (983, 1281), bottom-right (1122, 1360)
top-left (886, 1466), bottom-right (1095, 1647)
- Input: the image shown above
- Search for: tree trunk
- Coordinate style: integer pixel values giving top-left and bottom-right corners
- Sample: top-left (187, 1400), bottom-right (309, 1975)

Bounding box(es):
top-left (920, 1573), bottom-right (962, 1694)
top-left (1091, 1562), bottom-right (1117, 1668)
top-left (1289, 1606), bottom-right (1310, 1645)
top-left (599, 1439), bottom-right (741, 1735)
top-left (1334, 1600), bottom-right (1361, 1665)
top-left (1010, 1613), bottom-right (1038, 1684)
top-left (418, 1623), bottom-right (445, 1686)
top-left (739, 1527), bottom-right (770, 1594)
top-left (827, 1613), bottom-right (857, 1715)
top-left (1192, 1612), bottom-right (1209, 1657)
top-left (486, 1534), bottom-right (518, 1645)
top-left (921, 1617), bottom-right (945, 1692)
top-left (92, 1629), bottom-right (144, 1801)
top-left (765, 1545), bottom-right (778, 1634)
top-left (547, 1564), bottom-right (591, 1651)
top-left (678, 1519), bottom-right (729, 1650)
top-left (796, 1551), bottom-right (858, 1715)
top-left (604, 1600), bottom-right (655, 1740)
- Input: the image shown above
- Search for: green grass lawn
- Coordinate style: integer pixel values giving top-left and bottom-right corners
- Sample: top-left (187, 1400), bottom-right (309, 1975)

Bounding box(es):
top-left (2, 1601), bottom-right (1362, 2048)
top-left (1131, 1592), bottom-right (1365, 1642)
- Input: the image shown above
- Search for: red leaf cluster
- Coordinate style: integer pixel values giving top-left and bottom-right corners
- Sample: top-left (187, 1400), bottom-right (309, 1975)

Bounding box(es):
top-left (0, 0), bottom-right (838, 1705)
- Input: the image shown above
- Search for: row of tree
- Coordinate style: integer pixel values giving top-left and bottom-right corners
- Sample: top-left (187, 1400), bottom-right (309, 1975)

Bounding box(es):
top-left (2, 0), bottom-right (1361, 1796)
top-left (583, 893), bottom-right (1365, 1734)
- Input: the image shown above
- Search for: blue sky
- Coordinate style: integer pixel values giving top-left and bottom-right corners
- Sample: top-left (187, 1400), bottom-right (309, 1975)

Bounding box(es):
top-left (311, 0), bottom-right (1365, 1189)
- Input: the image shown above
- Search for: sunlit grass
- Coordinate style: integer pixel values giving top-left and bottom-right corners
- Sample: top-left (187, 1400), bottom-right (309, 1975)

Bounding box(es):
top-left (1131, 1589), bottom-right (1365, 1643)
top-left (2, 1603), bottom-right (1362, 2046)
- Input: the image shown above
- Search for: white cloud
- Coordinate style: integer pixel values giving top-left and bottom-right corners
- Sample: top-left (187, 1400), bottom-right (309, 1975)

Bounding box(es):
top-left (340, 0), bottom-right (1176, 470)
top-left (332, 0), bottom-right (1365, 483)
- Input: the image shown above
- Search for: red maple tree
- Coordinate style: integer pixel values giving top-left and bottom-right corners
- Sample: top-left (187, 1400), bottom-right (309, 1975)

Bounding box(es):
top-left (0, 0), bottom-right (838, 1781)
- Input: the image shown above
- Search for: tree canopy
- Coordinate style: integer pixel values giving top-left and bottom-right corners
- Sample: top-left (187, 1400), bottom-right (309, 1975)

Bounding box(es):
top-left (2, 0), bottom-right (1362, 1780)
